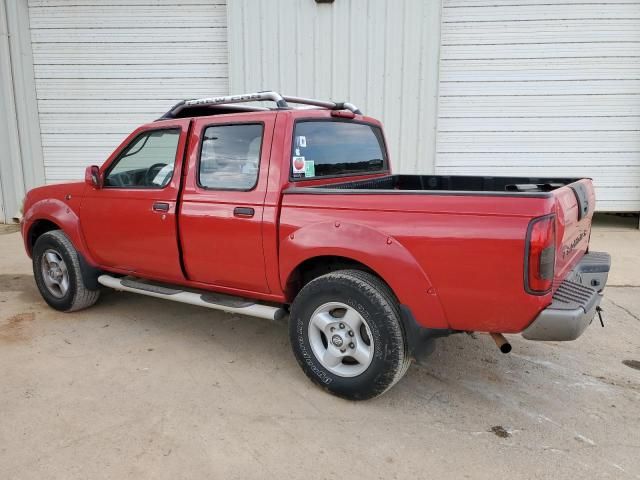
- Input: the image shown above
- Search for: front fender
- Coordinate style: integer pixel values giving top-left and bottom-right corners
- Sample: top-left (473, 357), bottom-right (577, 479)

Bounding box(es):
top-left (22, 198), bottom-right (96, 266)
top-left (280, 221), bottom-right (449, 328)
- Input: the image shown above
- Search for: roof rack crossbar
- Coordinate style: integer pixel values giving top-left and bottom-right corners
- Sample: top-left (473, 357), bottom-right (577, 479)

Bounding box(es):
top-left (182, 91), bottom-right (362, 115)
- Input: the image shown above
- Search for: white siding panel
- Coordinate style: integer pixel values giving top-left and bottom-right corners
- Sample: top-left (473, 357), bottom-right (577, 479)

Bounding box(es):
top-left (440, 80), bottom-right (640, 96)
top-left (442, 19), bottom-right (640, 45)
top-left (29, 1), bottom-right (228, 183)
top-left (442, 4), bottom-right (640, 21)
top-left (39, 100), bottom-right (175, 114)
top-left (34, 64), bottom-right (226, 79)
top-left (32, 43), bottom-right (227, 65)
top-left (227, 0), bottom-right (442, 174)
top-left (441, 58), bottom-right (640, 82)
top-left (437, 0), bottom-right (640, 211)
top-left (39, 113), bottom-right (154, 135)
top-left (439, 117), bottom-right (640, 132)
top-left (439, 95), bottom-right (640, 117)
top-left (31, 27), bottom-right (226, 43)
top-left (438, 131), bottom-right (640, 153)
top-left (29, 5), bottom-right (226, 28)
top-left (30, 0), bottom-right (225, 5)
top-left (437, 152), bottom-right (640, 167)
top-left (446, 0), bottom-right (640, 5)
top-left (443, 43), bottom-right (640, 60)
top-left (36, 79), bottom-right (219, 101)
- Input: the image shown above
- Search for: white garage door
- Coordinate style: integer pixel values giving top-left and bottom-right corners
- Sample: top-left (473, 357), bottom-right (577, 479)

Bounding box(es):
top-left (28, 0), bottom-right (228, 183)
top-left (436, 0), bottom-right (640, 211)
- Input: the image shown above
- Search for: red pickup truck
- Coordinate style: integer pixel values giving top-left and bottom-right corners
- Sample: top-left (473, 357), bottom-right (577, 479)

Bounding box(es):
top-left (21, 92), bottom-right (610, 400)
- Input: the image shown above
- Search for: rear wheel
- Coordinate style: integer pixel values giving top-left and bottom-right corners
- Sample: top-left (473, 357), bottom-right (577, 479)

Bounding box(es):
top-left (289, 270), bottom-right (409, 400)
top-left (33, 230), bottom-right (100, 312)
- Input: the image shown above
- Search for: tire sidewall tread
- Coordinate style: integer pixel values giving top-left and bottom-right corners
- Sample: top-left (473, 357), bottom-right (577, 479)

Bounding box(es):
top-left (289, 269), bottom-right (409, 400)
top-left (33, 230), bottom-right (100, 312)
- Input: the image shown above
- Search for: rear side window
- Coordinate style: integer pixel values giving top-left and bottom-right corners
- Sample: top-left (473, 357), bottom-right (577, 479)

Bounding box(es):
top-left (199, 124), bottom-right (263, 190)
top-left (290, 121), bottom-right (387, 180)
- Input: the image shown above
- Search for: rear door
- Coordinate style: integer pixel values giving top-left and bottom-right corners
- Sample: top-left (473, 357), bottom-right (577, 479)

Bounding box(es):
top-left (80, 119), bottom-right (190, 281)
top-left (179, 113), bottom-right (275, 294)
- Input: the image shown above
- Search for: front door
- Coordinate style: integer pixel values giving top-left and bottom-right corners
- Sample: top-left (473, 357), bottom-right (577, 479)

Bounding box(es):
top-left (179, 113), bottom-right (275, 294)
top-left (80, 119), bottom-right (190, 281)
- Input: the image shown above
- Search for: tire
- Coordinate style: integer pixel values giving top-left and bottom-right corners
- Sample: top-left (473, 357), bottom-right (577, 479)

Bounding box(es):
top-left (289, 269), bottom-right (410, 400)
top-left (32, 230), bottom-right (100, 312)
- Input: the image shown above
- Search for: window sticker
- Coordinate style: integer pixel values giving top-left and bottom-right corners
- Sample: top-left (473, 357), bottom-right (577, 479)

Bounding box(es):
top-left (292, 156), bottom-right (306, 177)
top-left (152, 164), bottom-right (174, 186)
top-left (296, 135), bottom-right (307, 148)
top-left (304, 160), bottom-right (315, 178)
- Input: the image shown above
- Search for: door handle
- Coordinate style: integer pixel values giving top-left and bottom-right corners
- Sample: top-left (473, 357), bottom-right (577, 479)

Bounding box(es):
top-left (233, 207), bottom-right (255, 218)
top-left (152, 202), bottom-right (170, 213)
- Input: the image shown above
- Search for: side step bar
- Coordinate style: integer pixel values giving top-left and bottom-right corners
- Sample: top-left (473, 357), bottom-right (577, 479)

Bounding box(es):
top-left (97, 275), bottom-right (287, 321)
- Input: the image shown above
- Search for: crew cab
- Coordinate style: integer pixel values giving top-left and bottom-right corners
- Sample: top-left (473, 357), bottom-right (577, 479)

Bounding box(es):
top-left (21, 92), bottom-right (611, 400)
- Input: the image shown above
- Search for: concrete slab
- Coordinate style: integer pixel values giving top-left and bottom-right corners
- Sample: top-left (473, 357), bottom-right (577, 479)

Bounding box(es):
top-left (590, 213), bottom-right (640, 287)
top-left (1, 231), bottom-right (639, 480)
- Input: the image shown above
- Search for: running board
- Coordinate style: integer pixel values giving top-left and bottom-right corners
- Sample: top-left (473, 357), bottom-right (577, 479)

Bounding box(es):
top-left (97, 275), bottom-right (287, 321)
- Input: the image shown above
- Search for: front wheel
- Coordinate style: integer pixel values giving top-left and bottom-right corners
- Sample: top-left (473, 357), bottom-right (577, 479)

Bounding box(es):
top-left (32, 230), bottom-right (100, 312)
top-left (289, 270), bottom-right (410, 400)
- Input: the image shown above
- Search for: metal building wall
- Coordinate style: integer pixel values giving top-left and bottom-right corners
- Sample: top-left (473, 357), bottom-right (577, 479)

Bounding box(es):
top-left (29, 0), bottom-right (229, 183)
top-left (227, 0), bottom-right (442, 174)
top-left (436, 0), bottom-right (640, 212)
top-left (0, 0), bottom-right (43, 223)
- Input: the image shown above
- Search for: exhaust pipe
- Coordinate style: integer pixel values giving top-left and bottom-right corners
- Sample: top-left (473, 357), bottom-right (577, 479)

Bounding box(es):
top-left (490, 333), bottom-right (512, 354)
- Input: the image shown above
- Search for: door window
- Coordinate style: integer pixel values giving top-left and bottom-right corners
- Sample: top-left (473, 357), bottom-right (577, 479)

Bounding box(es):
top-left (198, 124), bottom-right (263, 190)
top-left (104, 129), bottom-right (180, 188)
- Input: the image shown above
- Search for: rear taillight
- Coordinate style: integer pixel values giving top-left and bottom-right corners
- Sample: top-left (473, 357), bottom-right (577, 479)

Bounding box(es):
top-left (525, 215), bottom-right (556, 294)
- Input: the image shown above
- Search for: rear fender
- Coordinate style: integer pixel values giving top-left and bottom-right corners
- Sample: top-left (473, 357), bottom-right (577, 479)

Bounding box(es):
top-left (280, 221), bottom-right (449, 328)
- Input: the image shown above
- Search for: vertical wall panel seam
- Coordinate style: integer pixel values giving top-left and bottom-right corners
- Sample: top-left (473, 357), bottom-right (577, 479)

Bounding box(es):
top-left (10, 0), bottom-right (44, 189)
top-left (276, 2), bottom-right (282, 91)
top-left (364, 0), bottom-right (369, 110)
top-left (381, 0), bottom-right (388, 124)
top-left (414, 0), bottom-right (425, 173)
top-left (0, 0), bottom-right (24, 221)
top-left (397, 0), bottom-right (406, 172)
top-left (434, 0), bottom-right (444, 171)
top-left (293, 2), bottom-right (301, 95)
top-left (258, 1), bottom-right (264, 91)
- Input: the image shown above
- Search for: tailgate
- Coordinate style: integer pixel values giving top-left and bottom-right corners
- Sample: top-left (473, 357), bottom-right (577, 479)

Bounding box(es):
top-left (552, 179), bottom-right (596, 286)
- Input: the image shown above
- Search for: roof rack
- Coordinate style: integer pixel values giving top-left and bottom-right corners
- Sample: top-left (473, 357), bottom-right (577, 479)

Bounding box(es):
top-left (158, 91), bottom-right (363, 120)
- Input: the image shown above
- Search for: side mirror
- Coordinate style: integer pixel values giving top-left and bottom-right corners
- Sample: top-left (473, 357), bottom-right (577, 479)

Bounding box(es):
top-left (85, 165), bottom-right (102, 189)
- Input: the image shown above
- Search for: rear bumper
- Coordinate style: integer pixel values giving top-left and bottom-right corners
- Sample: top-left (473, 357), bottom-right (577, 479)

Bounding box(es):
top-left (522, 251), bottom-right (610, 341)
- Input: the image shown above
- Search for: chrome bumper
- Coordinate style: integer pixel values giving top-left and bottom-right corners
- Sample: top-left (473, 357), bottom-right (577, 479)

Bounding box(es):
top-left (522, 252), bottom-right (610, 341)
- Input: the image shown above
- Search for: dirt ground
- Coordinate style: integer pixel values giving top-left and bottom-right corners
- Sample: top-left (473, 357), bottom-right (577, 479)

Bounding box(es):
top-left (1, 215), bottom-right (639, 479)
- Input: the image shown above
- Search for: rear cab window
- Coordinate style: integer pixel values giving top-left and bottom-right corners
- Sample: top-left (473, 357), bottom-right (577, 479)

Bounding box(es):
top-left (290, 120), bottom-right (388, 180)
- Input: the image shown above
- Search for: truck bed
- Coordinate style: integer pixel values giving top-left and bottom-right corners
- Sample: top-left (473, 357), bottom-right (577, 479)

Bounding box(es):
top-left (280, 174), bottom-right (596, 333)
top-left (291, 174), bottom-right (583, 197)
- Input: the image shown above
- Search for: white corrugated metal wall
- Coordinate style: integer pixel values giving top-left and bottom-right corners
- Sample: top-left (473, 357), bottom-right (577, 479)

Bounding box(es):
top-left (28, 0), bottom-right (228, 183)
top-left (436, 0), bottom-right (640, 211)
top-left (227, 0), bottom-right (442, 174)
top-left (8, 0), bottom-right (639, 214)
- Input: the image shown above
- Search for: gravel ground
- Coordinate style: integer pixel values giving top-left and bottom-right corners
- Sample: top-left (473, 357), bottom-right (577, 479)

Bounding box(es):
top-left (1, 216), bottom-right (639, 479)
